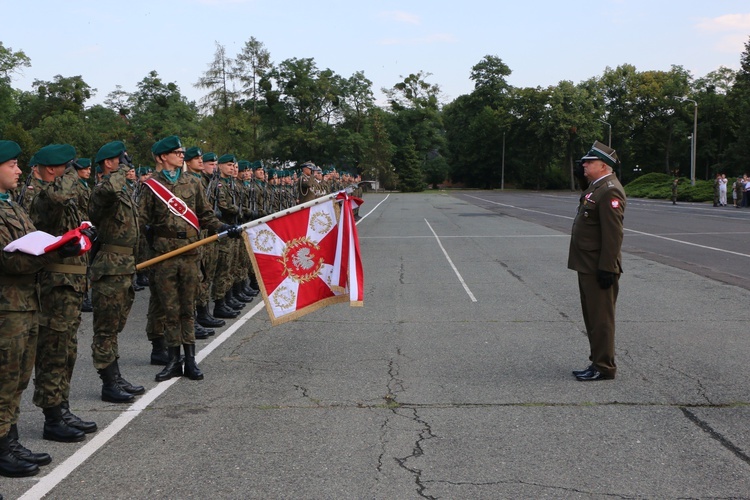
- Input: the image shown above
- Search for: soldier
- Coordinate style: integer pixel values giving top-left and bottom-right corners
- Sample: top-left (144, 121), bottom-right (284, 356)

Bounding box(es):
top-left (0, 141), bottom-right (83, 477)
top-left (19, 162), bottom-right (43, 213)
top-left (74, 158), bottom-right (95, 312)
top-left (29, 144), bottom-right (97, 442)
top-left (569, 141), bottom-right (626, 382)
top-left (88, 141), bottom-right (145, 404)
top-left (138, 137), bottom-right (241, 382)
top-left (297, 162), bottom-right (317, 204)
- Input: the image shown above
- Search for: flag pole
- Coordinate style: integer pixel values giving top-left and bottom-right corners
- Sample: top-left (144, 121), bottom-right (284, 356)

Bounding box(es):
top-left (135, 188), bottom-right (353, 271)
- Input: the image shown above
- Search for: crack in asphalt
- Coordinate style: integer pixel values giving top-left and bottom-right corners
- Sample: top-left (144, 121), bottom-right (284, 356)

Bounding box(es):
top-left (680, 407), bottom-right (750, 466)
top-left (425, 479), bottom-right (638, 498)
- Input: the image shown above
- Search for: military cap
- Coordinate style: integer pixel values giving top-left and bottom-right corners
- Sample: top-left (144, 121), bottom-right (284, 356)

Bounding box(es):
top-left (0, 140), bottom-right (21, 164)
top-left (217, 154), bottom-right (237, 164)
top-left (75, 158), bottom-right (92, 169)
top-left (152, 135), bottom-right (182, 156)
top-left (237, 160), bottom-right (251, 171)
top-left (95, 165), bottom-right (103, 174)
top-left (184, 146), bottom-right (203, 161)
top-left (299, 161), bottom-right (315, 170)
top-left (252, 160), bottom-right (264, 170)
top-left (136, 166), bottom-right (150, 176)
top-left (202, 152), bottom-right (218, 162)
top-left (581, 140), bottom-right (618, 168)
top-left (28, 155), bottom-right (37, 168)
top-left (34, 144), bottom-right (76, 166)
top-left (95, 141), bottom-right (126, 164)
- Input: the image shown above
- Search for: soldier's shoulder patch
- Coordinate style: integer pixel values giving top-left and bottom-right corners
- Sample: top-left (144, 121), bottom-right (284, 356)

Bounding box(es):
top-left (611, 199), bottom-right (621, 209)
top-left (27, 186), bottom-right (34, 190)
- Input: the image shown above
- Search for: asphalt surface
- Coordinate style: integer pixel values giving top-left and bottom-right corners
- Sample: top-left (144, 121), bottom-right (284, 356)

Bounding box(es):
top-left (3, 190), bottom-right (750, 499)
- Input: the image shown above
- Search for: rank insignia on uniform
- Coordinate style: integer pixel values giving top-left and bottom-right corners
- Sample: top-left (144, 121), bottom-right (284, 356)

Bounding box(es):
top-left (611, 199), bottom-right (620, 209)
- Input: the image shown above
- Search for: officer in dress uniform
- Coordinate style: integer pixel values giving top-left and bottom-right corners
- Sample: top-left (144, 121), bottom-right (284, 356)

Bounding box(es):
top-left (297, 162), bottom-right (317, 204)
top-left (568, 141), bottom-right (626, 381)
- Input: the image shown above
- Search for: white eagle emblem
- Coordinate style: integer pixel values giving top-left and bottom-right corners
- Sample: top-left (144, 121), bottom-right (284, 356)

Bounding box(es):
top-left (292, 248), bottom-right (315, 270)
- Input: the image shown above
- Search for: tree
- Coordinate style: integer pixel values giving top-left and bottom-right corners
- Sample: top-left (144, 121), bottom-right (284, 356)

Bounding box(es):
top-left (234, 36), bottom-right (272, 155)
top-left (726, 36), bottom-right (750, 170)
top-left (358, 109), bottom-right (395, 188)
top-left (0, 42), bottom-right (31, 131)
top-left (394, 135), bottom-right (424, 192)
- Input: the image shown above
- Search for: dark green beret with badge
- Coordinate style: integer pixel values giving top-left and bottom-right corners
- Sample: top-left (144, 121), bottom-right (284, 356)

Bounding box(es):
top-left (237, 160), bottom-right (250, 171)
top-left (0, 140), bottom-right (21, 164)
top-left (152, 135), bottom-right (182, 156)
top-left (75, 158), bottom-right (92, 169)
top-left (95, 141), bottom-right (126, 164)
top-left (185, 146), bottom-right (203, 161)
top-left (34, 144), bottom-right (76, 166)
top-left (202, 152), bottom-right (218, 162)
top-left (252, 160), bottom-right (263, 170)
top-left (217, 154), bottom-right (236, 164)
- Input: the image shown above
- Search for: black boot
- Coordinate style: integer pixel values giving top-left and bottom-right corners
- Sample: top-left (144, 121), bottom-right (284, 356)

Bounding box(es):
top-left (60, 401), bottom-right (98, 434)
top-left (0, 433), bottom-right (39, 477)
top-left (114, 359), bottom-right (145, 395)
top-left (98, 363), bottom-right (135, 403)
top-left (155, 346), bottom-right (183, 382)
top-left (225, 289), bottom-right (245, 310)
top-left (197, 303), bottom-right (225, 328)
top-left (183, 344), bottom-right (204, 380)
top-left (132, 275), bottom-right (145, 292)
top-left (242, 279), bottom-right (259, 297)
top-left (136, 272), bottom-right (150, 287)
top-left (43, 406), bottom-right (86, 442)
top-left (213, 299), bottom-right (240, 319)
top-left (8, 424), bottom-right (51, 466)
top-left (194, 321), bottom-right (212, 340)
top-left (150, 337), bottom-right (169, 366)
top-left (233, 283), bottom-right (255, 303)
top-left (81, 292), bottom-right (93, 312)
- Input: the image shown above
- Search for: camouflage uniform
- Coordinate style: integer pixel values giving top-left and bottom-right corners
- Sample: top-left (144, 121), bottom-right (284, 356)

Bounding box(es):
top-left (88, 167), bottom-right (139, 370)
top-left (137, 170), bottom-right (223, 347)
top-left (211, 176), bottom-right (240, 302)
top-left (0, 197), bottom-right (49, 437)
top-left (197, 171), bottom-right (219, 310)
top-left (20, 177), bottom-right (44, 213)
top-left (29, 167), bottom-right (87, 409)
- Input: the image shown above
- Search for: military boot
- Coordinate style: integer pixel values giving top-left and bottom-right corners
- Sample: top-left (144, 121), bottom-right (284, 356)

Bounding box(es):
top-left (233, 282), bottom-right (255, 303)
top-left (242, 278), bottom-right (259, 297)
top-left (0, 433), bottom-right (39, 477)
top-left (197, 303), bottom-right (225, 328)
top-left (213, 298), bottom-right (240, 319)
top-left (114, 359), bottom-right (145, 395)
top-left (42, 406), bottom-right (86, 442)
top-left (98, 363), bottom-right (135, 403)
top-left (225, 289), bottom-right (245, 310)
top-left (8, 424), bottom-right (51, 466)
top-left (155, 346), bottom-right (183, 382)
top-left (135, 272), bottom-right (150, 287)
top-left (81, 291), bottom-right (93, 312)
top-left (194, 321), bottom-right (212, 340)
top-left (60, 401), bottom-right (97, 434)
top-left (183, 344), bottom-right (204, 381)
top-left (150, 337), bottom-right (169, 365)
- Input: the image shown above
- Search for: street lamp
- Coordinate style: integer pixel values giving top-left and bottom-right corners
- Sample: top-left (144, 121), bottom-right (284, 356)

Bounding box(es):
top-left (677, 98), bottom-right (698, 186)
top-left (597, 118), bottom-right (617, 177)
top-left (501, 131), bottom-right (505, 190)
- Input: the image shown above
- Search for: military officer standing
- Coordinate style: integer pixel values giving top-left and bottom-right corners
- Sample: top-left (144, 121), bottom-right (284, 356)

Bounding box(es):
top-left (568, 141), bottom-right (626, 381)
top-left (297, 162), bottom-right (317, 204)
top-left (0, 141), bottom-right (76, 477)
top-left (138, 137), bottom-right (241, 382)
top-left (88, 141), bottom-right (145, 403)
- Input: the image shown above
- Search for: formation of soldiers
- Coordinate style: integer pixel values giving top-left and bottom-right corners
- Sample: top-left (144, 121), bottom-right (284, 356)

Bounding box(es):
top-left (0, 136), bottom-right (363, 479)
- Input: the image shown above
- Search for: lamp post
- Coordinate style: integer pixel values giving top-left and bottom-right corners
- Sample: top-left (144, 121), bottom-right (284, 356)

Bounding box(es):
top-left (597, 118), bottom-right (612, 147)
top-left (684, 99), bottom-right (698, 186)
top-left (501, 131), bottom-right (505, 190)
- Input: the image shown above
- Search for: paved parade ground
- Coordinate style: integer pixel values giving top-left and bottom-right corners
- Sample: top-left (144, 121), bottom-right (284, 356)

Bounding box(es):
top-left (4, 190), bottom-right (750, 499)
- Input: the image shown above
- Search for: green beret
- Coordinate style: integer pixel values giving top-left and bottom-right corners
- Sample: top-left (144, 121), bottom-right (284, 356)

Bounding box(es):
top-left (75, 158), bottom-right (92, 169)
top-left (95, 141), bottom-right (126, 164)
top-left (202, 152), bottom-right (218, 162)
top-left (184, 146), bottom-right (203, 161)
top-left (252, 160), bottom-right (263, 170)
top-left (28, 155), bottom-right (37, 168)
top-left (217, 154), bottom-right (236, 164)
top-left (34, 144), bottom-right (76, 166)
top-left (237, 160), bottom-right (251, 171)
top-left (136, 167), bottom-right (150, 176)
top-left (152, 135), bottom-right (182, 156)
top-left (95, 165), bottom-right (103, 174)
top-left (0, 140), bottom-right (21, 164)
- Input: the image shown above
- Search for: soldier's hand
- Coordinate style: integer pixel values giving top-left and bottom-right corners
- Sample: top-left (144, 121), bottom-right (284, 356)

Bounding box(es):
top-left (220, 224), bottom-right (243, 239)
top-left (57, 240), bottom-right (83, 258)
top-left (596, 270), bottom-right (616, 290)
top-left (81, 226), bottom-right (98, 243)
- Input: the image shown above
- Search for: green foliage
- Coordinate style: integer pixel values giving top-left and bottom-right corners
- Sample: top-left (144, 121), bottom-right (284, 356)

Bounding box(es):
top-left (624, 172), bottom-right (714, 202)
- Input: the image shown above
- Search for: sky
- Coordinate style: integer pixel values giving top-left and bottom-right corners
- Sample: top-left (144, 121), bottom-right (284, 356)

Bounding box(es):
top-left (2, 0), bottom-right (749, 108)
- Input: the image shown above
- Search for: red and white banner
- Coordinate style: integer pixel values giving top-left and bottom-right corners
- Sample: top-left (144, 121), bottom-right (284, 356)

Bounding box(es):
top-left (244, 198), bottom-right (364, 325)
top-left (4, 222), bottom-right (95, 256)
top-left (334, 192), bottom-right (363, 305)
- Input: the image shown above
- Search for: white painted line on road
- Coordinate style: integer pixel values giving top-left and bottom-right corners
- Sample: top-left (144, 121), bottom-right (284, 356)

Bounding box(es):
top-left (355, 193), bottom-right (389, 225)
top-left (19, 302), bottom-right (266, 500)
top-left (424, 218), bottom-right (477, 302)
top-left (465, 194), bottom-right (750, 259)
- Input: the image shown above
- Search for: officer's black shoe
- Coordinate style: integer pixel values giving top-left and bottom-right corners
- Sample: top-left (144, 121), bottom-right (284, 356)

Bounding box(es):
top-left (194, 322), bottom-right (212, 340)
top-left (114, 360), bottom-right (145, 395)
top-left (0, 434), bottom-right (39, 477)
top-left (60, 401), bottom-right (98, 434)
top-left (213, 299), bottom-right (240, 319)
top-left (98, 363), bottom-right (135, 403)
top-left (8, 424), bottom-right (51, 466)
top-left (572, 364), bottom-right (594, 377)
top-left (81, 293), bottom-right (93, 312)
top-left (42, 406), bottom-right (86, 443)
top-left (155, 346), bottom-right (183, 382)
top-left (136, 272), bottom-right (150, 287)
top-left (150, 338), bottom-right (169, 365)
top-left (197, 304), bottom-right (225, 328)
top-left (575, 368), bottom-right (615, 381)
top-left (183, 344), bottom-right (204, 381)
